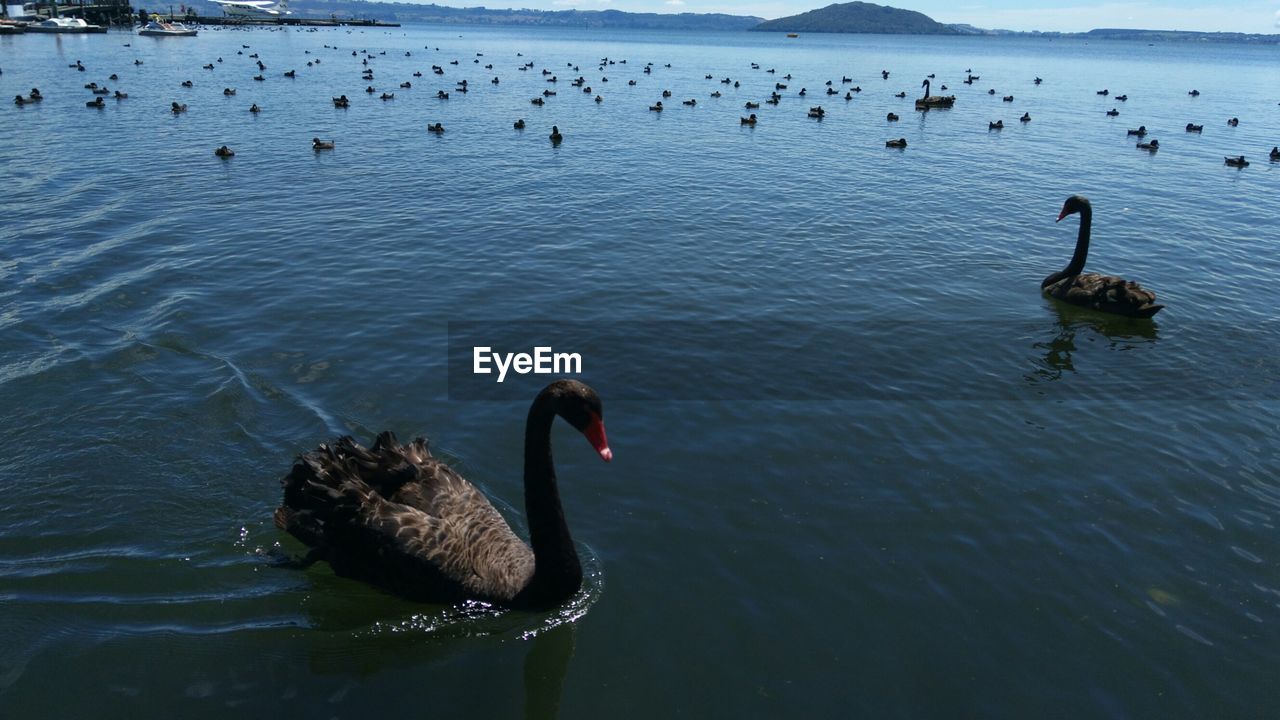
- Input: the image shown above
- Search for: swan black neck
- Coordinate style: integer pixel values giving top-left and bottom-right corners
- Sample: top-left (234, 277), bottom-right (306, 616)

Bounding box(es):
top-left (522, 391), bottom-right (582, 604)
top-left (1043, 201), bottom-right (1092, 289)
top-left (922, 79), bottom-right (930, 97)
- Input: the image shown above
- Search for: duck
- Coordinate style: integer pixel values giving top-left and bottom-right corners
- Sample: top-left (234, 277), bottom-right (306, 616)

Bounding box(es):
top-left (427, 123), bottom-right (445, 134)
top-left (807, 106), bottom-right (825, 118)
top-left (1042, 195), bottom-right (1163, 318)
top-left (1020, 112), bottom-right (1031, 123)
top-left (312, 137), bottom-right (335, 150)
top-left (333, 95), bottom-right (349, 108)
top-left (1271, 146), bottom-right (1280, 161)
top-left (989, 120), bottom-right (1004, 130)
top-left (886, 112), bottom-right (899, 121)
top-left (249, 104), bottom-right (261, 113)
top-left (253, 75), bottom-right (265, 82)
top-left (214, 145), bottom-right (235, 158)
top-left (1097, 89), bottom-right (1109, 95)
top-left (649, 101), bottom-right (664, 112)
top-left (894, 91), bottom-right (906, 98)
top-left (1002, 95), bottom-right (1014, 102)
top-left (744, 101), bottom-right (759, 109)
top-left (85, 97), bottom-right (105, 108)
top-left (1126, 125), bottom-right (1146, 137)
top-left (1034, 77), bottom-right (1043, 85)
top-left (28, 88), bottom-right (42, 101)
top-left (1224, 155), bottom-right (1248, 167)
top-left (380, 93), bottom-right (394, 100)
top-left (513, 118), bottom-right (526, 130)
top-left (594, 95), bottom-right (603, 103)
top-left (531, 97), bottom-right (544, 106)
top-left (1185, 123), bottom-right (1202, 132)
top-left (885, 138), bottom-right (907, 148)
top-left (1188, 89), bottom-right (1200, 96)
top-left (171, 102), bottom-right (187, 114)
top-left (223, 87), bottom-right (236, 96)
top-left (682, 98), bottom-right (696, 106)
top-left (740, 113), bottom-right (757, 126)
top-left (366, 86), bottom-right (377, 93)
top-left (284, 70), bottom-right (296, 78)
top-left (13, 95), bottom-right (25, 107)
top-left (1106, 108), bottom-right (1119, 117)
top-left (549, 125), bottom-right (563, 143)
top-left (401, 81), bottom-right (413, 89)
top-left (1136, 138), bottom-right (1159, 151)
top-left (1115, 94), bottom-right (1128, 101)
top-left (113, 91), bottom-right (128, 100)
top-left (1227, 117), bottom-right (1239, 127)
top-left (181, 80), bottom-right (193, 88)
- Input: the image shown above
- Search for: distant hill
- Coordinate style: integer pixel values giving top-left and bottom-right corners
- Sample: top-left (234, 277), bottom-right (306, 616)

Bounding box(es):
top-left (752, 2), bottom-right (956, 35)
top-left (945, 23), bottom-right (1280, 44)
top-left (193, 0), bottom-right (762, 30)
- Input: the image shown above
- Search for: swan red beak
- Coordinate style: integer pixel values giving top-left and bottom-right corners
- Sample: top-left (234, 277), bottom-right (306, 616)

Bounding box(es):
top-left (1056, 211), bottom-right (1067, 222)
top-left (584, 414), bottom-right (612, 462)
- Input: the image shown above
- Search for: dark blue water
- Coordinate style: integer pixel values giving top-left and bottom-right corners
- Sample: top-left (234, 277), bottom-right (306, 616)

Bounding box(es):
top-left (1, 24), bottom-right (1278, 718)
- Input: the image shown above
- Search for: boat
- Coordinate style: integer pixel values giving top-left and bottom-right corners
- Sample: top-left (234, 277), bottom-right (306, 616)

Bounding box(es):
top-left (210, 0), bottom-right (291, 17)
top-left (24, 17), bottom-right (107, 33)
top-left (138, 20), bottom-right (198, 36)
top-left (0, 22), bottom-right (26, 35)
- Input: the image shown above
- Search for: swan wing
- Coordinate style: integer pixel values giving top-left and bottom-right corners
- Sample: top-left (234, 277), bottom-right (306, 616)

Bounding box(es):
top-left (1047, 273), bottom-right (1163, 317)
top-left (278, 436), bottom-right (535, 602)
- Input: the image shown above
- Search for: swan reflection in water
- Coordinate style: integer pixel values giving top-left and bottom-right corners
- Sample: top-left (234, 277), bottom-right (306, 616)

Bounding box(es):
top-left (1026, 303), bottom-right (1159, 386)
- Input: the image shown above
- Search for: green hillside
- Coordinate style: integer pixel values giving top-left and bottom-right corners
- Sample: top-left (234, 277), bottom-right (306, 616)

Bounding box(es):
top-left (752, 2), bottom-right (957, 35)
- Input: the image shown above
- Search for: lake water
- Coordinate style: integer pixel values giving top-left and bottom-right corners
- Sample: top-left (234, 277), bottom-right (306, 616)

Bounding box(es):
top-left (1, 23), bottom-right (1278, 719)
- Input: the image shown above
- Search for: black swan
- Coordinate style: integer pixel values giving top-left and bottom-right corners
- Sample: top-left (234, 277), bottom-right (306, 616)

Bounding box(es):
top-left (915, 78), bottom-right (955, 110)
top-left (275, 380), bottom-right (612, 609)
top-left (1041, 195), bottom-right (1164, 318)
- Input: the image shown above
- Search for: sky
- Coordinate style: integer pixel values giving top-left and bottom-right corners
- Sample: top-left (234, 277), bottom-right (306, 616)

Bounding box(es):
top-left (452, 0), bottom-right (1280, 34)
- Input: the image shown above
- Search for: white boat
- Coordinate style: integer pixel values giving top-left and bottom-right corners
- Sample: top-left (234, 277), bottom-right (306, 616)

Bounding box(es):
top-left (210, 0), bottom-right (291, 17)
top-left (138, 20), bottom-right (198, 36)
top-left (24, 17), bottom-right (106, 33)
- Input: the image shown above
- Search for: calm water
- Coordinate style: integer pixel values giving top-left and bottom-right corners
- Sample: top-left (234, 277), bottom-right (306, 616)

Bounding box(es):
top-left (1, 24), bottom-right (1278, 718)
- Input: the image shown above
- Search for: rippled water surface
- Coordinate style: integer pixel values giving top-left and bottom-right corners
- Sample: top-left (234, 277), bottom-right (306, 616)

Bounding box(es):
top-left (1, 24), bottom-right (1278, 718)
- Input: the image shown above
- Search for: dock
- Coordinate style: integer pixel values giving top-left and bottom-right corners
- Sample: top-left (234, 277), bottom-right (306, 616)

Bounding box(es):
top-left (189, 16), bottom-right (400, 28)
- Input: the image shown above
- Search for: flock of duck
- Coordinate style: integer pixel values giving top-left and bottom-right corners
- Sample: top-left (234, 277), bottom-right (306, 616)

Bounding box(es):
top-left (15, 30), bottom-right (1257, 609)
top-left (12, 36), bottom-right (1276, 168)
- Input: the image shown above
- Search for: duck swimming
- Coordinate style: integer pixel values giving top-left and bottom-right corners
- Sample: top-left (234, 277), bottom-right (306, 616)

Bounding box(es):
top-left (886, 138), bottom-right (907, 148)
top-left (214, 145), bottom-right (235, 158)
top-left (312, 138), bottom-right (335, 150)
